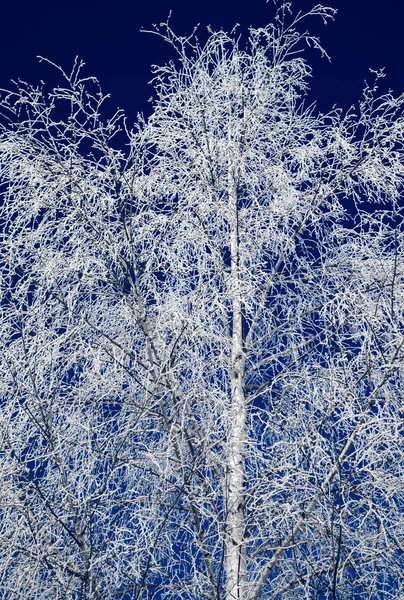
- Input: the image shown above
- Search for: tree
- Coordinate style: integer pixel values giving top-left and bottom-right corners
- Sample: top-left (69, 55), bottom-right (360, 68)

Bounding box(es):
top-left (0, 3), bottom-right (403, 598)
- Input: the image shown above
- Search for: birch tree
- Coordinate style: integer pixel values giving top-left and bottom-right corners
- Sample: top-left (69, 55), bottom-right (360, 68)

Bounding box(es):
top-left (0, 3), bottom-right (404, 599)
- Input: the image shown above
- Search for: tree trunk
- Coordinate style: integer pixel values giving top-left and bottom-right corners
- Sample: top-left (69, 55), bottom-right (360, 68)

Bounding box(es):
top-left (225, 154), bottom-right (247, 600)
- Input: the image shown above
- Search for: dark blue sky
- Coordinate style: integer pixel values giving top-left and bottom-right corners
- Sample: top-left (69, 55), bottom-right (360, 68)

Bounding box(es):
top-left (1, 0), bottom-right (403, 124)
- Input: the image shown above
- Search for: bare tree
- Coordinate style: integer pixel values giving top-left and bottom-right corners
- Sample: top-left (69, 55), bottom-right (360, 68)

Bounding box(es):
top-left (0, 3), bottom-right (403, 599)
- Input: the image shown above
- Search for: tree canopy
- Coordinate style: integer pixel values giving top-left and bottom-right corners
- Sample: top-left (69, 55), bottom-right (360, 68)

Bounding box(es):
top-left (0, 3), bottom-right (403, 599)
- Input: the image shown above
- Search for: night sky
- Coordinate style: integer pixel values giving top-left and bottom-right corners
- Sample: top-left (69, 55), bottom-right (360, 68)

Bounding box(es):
top-left (1, 0), bottom-right (403, 127)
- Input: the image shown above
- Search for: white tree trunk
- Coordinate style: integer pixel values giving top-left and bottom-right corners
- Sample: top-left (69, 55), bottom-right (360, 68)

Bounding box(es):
top-left (225, 156), bottom-right (247, 600)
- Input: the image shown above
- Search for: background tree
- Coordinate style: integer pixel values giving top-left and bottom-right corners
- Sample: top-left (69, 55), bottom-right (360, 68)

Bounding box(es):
top-left (0, 3), bottom-right (404, 599)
